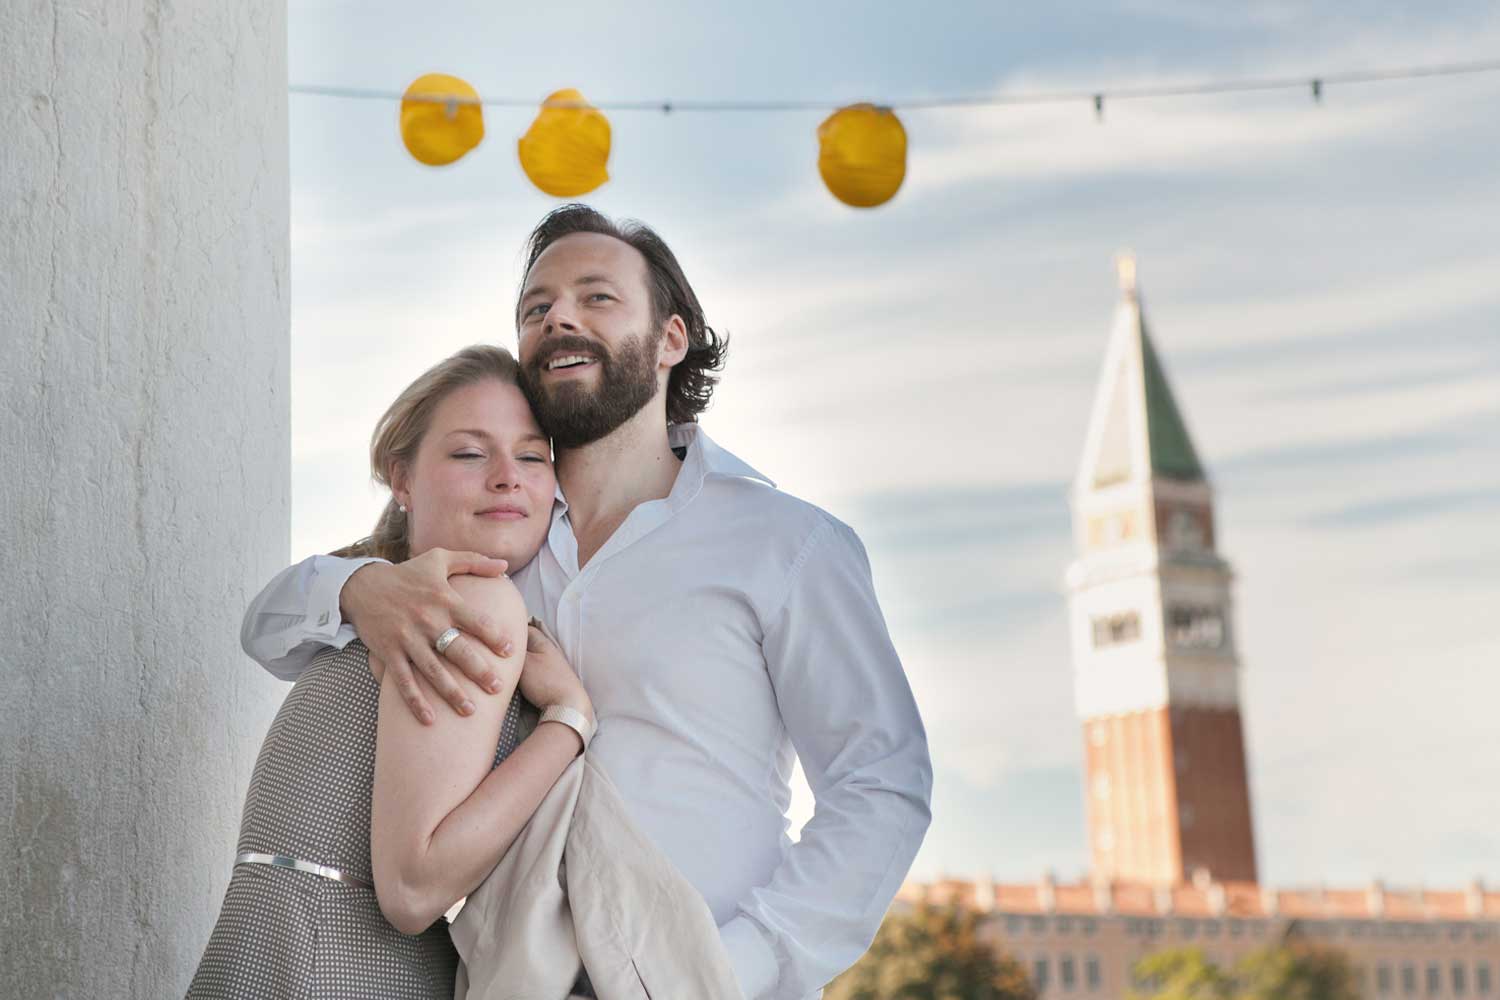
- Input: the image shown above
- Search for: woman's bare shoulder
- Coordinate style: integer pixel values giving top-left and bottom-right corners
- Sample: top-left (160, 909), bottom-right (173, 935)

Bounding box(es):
top-left (447, 572), bottom-right (527, 622)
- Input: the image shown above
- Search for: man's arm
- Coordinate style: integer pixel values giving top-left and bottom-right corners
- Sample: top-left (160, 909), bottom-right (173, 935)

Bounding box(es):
top-left (720, 517), bottom-right (934, 999)
top-left (240, 554), bottom-right (381, 682)
top-left (239, 549), bottom-right (517, 723)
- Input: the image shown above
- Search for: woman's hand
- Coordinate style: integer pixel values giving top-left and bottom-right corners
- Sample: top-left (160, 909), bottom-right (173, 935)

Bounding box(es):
top-left (519, 624), bottom-right (593, 724)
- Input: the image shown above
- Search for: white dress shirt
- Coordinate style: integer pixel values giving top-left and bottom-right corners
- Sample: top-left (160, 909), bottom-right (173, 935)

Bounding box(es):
top-left (240, 424), bottom-right (933, 999)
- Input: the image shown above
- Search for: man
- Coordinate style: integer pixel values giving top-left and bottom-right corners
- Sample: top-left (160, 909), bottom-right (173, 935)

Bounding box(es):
top-left (241, 205), bottom-right (932, 998)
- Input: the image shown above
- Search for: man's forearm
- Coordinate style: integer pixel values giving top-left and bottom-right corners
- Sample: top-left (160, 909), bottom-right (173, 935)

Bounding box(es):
top-left (240, 554), bottom-right (383, 680)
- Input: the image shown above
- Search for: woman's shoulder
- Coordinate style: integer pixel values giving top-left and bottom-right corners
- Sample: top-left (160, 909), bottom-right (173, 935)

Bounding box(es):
top-left (448, 571), bottom-right (528, 622)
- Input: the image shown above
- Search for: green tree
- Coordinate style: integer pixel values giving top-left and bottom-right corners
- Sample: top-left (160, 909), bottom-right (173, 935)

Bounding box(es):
top-left (1129, 944), bottom-right (1359, 1000)
top-left (1127, 947), bottom-right (1236, 1000)
top-left (825, 903), bottom-right (1037, 1000)
top-left (1235, 943), bottom-right (1359, 1000)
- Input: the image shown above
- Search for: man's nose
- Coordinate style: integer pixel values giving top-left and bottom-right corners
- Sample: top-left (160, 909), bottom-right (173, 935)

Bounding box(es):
top-left (543, 297), bottom-right (578, 334)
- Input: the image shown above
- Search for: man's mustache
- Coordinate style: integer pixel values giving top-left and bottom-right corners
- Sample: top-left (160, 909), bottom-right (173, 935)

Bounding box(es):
top-left (528, 335), bottom-right (610, 372)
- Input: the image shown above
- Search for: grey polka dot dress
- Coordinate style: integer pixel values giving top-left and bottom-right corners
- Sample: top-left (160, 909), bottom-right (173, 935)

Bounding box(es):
top-left (187, 640), bottom-right (530, 999)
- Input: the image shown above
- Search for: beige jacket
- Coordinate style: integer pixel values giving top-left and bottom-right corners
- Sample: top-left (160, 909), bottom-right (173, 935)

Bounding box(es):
top-left (451, 756), bottom-right (747, 1000)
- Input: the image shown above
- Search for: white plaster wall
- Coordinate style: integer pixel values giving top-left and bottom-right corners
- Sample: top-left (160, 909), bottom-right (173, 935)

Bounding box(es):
top-left (0, 2), bottom-right (289, 995)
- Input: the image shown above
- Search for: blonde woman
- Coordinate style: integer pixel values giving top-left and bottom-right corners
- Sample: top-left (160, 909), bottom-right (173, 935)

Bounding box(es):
top-left (188, 346), bottom-right (594, 999)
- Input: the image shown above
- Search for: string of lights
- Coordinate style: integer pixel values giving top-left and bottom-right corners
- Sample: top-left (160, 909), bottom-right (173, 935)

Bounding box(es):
top-left (290, 58), bottom-right (1500, 113)
top-left (288, 58), bottom-right (1500, 208)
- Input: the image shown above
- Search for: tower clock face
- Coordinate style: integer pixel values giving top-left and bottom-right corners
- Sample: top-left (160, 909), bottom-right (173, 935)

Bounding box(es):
top-left (1167, 508), bottom-right (1206, 550)
top-left (1167, 604), bottom-right (1226, 649)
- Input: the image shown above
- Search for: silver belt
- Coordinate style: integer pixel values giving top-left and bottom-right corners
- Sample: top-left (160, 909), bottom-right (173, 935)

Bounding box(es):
top-left (234, 851), bottom-right (373, 890)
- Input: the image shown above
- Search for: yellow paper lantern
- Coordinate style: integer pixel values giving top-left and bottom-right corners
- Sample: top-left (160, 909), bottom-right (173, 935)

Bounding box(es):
top-left (517, 88), bottom-right (611, 198)
top-left (400, 73), bottom-right (485, 167)
top-left (817, 103), bottom-right (907, 208)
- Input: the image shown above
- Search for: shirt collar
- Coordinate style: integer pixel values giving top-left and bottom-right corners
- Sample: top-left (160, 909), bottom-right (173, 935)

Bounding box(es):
top-left (549, 423), bottom-right (774, 520)
top-left (667, 423), bottom-right (774, 487)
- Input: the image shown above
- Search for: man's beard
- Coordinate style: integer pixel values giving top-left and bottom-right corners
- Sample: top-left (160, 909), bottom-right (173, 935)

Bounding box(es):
top-left (520, 330), bottom-right (661, 449)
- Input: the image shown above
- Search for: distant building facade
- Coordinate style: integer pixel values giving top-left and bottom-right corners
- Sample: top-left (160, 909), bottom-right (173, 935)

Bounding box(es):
top-left (900, 258), bottom-right (1500, 998)
top-left (899, 875), bottom-right (1500, 999)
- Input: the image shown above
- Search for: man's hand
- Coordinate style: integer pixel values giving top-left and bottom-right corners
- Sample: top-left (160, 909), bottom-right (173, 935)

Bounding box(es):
top-left (342, 548), bottom-right (512, 724)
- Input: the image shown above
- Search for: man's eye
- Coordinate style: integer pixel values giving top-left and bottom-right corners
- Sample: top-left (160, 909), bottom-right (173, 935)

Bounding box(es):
top-left (524, 302), bottom-right (549, 319)
top-left (587, 293), bottom-right (612, 303)
top-left (452, 451), bottom-right (484, 460)
top-left (520, 455), bottom-right (549, 463)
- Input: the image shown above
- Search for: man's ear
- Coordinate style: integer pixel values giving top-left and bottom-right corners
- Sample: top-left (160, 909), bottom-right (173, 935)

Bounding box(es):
top-left (658, 314), bottom-right (689, 371)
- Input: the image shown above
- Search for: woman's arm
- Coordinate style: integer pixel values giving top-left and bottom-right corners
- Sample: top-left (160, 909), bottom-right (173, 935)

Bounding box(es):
top-left (370, 573), bottom-right (584, 934)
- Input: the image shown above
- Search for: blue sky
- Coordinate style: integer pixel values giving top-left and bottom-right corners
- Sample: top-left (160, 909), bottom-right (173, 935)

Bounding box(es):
top-left (286, 2), bottom-right (1500, 888)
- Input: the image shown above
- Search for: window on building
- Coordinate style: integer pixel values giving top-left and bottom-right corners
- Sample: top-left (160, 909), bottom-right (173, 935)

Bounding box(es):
top-left (1058, 916), bottom-right (1073, 934)
top-left (1229, 919), bottom-right (1244, 937)
top-left (1455, 963), bottom-right (1468, 996)
top-left (1204, 919), bottom-right (1220, 938)
top-left (1006, 915), bottom-right (1023, 936)
top-left (1086, 956), bottom-right (1102, 991)
top-left (1429, 963), bottom-right (1442, 995)
top-left (1081, 918), bottom-right (1098, 936)
top-left (1452, 924), bottom-right (1468, 942)
top-left (1166, 604), bottom-right (1226, 649)
top-left (1035, 957), bottom-right (1050, 993)
top-left (1477, 963), bottom-right (1492, 994)
top-left (1030, 916), bottom-right (1047, 935)
top-left (1092, 611), bottom-right (1141, 648)
top-left (1181, 919), bottom-right (1198, 938)
top-left (1379, 965), bottom-right (1393, 995)
top-left (1403, 964), bottom-right (1417, 996)
top-left (1061, 955), bottom-right (1077, 991)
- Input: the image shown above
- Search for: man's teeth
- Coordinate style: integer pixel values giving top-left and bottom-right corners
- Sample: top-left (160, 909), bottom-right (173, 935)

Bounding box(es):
top-left (546, 355), bottom-right (594, 370)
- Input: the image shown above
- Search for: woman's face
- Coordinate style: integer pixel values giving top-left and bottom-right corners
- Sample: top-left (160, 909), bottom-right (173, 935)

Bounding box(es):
top-left (393, 379), bottom-right (555, 567)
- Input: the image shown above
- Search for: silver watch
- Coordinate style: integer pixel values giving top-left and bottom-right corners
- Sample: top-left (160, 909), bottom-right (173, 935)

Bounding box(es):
top-left (539, 704), bottom-right (595, 754)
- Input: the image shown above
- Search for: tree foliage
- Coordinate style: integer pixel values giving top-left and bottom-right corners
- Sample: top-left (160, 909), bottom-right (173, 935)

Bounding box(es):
top-left (1129, 943), bottom-right (1359, 1000)
top-left (825, 903), bottom-right (1037, 1000)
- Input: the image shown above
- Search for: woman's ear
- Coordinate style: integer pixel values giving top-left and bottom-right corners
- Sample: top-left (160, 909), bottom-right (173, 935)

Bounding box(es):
top-left (389, 462), bottom-right (411, 512)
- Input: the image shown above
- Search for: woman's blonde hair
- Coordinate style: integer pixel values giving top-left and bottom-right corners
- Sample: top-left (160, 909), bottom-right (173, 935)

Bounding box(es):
top-left (332, 345), bottom-right (524, 563)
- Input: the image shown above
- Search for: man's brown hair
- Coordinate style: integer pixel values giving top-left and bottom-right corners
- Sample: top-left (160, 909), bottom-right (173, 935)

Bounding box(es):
top-left (517, 204), bottom-right (728, 425)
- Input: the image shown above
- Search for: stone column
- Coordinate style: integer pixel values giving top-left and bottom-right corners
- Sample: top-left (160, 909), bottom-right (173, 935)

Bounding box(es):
top-left (0, 2), bottom-right (289, 996)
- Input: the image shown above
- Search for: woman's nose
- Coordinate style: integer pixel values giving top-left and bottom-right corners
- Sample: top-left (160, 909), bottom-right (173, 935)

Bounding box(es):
top-left (491, 457), bottom-right (523, 491)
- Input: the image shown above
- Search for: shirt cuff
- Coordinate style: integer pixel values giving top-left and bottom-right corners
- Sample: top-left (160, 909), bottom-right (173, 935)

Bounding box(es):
top-left (720, 915), bottom-right (780, 999)
top-left (303, 554), bottom-right (385, 645)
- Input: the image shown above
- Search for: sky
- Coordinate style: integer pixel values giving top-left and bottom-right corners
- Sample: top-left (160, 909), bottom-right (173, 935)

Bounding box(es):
top-left (284, 2), bottom-right (1500, 889)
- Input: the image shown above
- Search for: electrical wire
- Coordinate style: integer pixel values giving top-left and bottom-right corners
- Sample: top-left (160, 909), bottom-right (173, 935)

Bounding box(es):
top-left (289, 58), bottom-right (1500, 113)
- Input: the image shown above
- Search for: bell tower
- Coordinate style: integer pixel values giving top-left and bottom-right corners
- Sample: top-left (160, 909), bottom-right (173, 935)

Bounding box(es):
top-left (1065, 254), bottom-right (1258, 886)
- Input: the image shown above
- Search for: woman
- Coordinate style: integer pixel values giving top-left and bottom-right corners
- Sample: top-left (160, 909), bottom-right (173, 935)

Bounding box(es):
top-left (188, 345), bottom-right (593, 998)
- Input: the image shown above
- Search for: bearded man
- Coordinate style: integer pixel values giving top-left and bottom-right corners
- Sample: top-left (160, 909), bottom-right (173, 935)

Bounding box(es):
top-left (241, 205), bottom-right (932, 999)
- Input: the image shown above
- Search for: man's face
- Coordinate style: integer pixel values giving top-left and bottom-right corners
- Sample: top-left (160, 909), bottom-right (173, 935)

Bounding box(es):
top-left (516, 232), bottom-right (664, 448)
